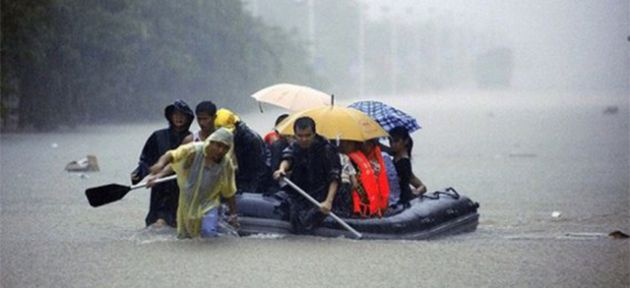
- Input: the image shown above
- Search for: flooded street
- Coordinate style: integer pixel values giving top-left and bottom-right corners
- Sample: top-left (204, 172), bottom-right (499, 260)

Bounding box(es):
top-left (1, 92), bottom-right (628, 287)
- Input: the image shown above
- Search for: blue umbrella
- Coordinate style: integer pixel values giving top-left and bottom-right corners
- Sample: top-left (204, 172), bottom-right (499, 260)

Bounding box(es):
top-left (348, 100), bottom-right (421, 133)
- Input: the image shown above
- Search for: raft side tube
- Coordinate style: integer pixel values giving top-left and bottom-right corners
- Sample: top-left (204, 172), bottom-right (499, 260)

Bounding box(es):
top-left (235, 188), bottom-right (480, 240)
top-left (314, 212), bottom-right (479, 240)
top-left (320, 192), bottom-right (479, 235)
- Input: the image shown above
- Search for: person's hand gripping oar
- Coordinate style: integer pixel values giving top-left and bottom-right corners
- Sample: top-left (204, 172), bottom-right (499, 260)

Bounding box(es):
top-left (85, 174), bottom-right (176, 207)
top-left (273, 169), bottom-right (363, 239)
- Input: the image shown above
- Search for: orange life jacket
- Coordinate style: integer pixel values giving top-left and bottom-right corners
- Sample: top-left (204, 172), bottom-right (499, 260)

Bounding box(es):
top-left (348, 147), bottom-right (390, 217)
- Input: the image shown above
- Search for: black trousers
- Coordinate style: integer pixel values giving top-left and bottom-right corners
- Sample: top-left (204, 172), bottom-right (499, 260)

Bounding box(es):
top-left (286, 195), bottom-right (327, 234)
top-left (145, 180), bottom-right (179, 227)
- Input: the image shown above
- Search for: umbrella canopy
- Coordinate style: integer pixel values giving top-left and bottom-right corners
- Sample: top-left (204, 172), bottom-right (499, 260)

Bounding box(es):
top-left (251, 83), bottom-right (332, 112)
top-left (348, 100), bottom-right (421, 133)
top-left (276, 106), bottom-right (388, 142)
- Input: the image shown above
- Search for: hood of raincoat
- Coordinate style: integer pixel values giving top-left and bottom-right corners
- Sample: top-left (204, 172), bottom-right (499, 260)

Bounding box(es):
top-left (214, 108), bottom-right (240, 132)
top-left (164, 99), bottom-right (194, 129)
top-left (205, 127), bottom-right (234, 148)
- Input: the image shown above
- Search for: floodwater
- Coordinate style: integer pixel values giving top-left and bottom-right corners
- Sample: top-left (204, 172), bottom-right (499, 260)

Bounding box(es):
top-left (1, 92), bottom-right (628, 287)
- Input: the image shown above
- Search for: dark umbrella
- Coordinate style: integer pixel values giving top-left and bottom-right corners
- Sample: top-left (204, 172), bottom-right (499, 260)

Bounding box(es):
top-left (348, 100), bottom-right (421, 133)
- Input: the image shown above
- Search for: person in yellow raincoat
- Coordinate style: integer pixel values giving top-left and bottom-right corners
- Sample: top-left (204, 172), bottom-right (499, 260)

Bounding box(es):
top-left (147, 128), bottom-right (239, 238)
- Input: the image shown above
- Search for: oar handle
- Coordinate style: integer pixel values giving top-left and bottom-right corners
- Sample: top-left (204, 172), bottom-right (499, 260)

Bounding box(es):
top-left (281, 177), bottom-right (363, 239)
top-left (130, 174), bottom-right (177, 190)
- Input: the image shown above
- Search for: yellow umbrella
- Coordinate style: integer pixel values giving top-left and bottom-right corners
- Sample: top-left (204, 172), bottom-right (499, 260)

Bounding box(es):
top-left (276, 106), bottom-right (389, 142)
top-left (251, 83), bottom-right (332, 112)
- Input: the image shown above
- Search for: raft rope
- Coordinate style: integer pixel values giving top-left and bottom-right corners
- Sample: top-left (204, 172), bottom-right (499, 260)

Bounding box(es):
top-left (420, 187), bottom-right (460, 200)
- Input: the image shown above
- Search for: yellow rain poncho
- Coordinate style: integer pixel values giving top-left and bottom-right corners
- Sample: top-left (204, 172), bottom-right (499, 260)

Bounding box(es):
top-left (168, 128), bottom-right (236, 238)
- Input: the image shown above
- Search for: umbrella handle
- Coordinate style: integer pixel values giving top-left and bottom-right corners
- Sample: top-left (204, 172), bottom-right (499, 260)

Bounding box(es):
top-left (280, 177), bottom-right (362, 239)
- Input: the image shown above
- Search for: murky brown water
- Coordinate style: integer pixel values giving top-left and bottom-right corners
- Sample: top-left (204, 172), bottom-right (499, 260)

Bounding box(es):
top-left (2, 92), bottom-right (628, 287)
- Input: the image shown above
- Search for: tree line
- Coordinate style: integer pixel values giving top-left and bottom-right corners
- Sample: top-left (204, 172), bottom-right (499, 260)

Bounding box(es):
top-left (1, 0), bottom-right (322, 130)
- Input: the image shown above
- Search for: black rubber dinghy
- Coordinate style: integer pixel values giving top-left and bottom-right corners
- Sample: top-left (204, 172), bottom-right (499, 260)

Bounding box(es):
top-left (236, 188), bottom-right (480, 240)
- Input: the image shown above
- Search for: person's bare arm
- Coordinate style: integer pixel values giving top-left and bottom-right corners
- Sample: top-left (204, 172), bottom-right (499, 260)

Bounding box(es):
top-left (150, 152), bottom-right (173, 174)
top-left (410, 173), bottom-right (427, 195)
top-left (225, 196), bottom-right (239, 228)
top-left (181, 134), bottom-right (194, 145)
top-left (320, 180), bottom-right (339, 214)
top-left (146, 152), bottom-right (174, 187)
top-left (146, 165), bottom-right (174, 188)
top-left (272, 159), bottom-right (291, 180)
top-left (350, 175), bottom-right (359, 190)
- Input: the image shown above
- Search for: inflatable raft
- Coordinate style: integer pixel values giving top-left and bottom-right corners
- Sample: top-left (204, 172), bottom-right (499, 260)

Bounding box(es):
top-left (236, 188), bottom-right (479, 240)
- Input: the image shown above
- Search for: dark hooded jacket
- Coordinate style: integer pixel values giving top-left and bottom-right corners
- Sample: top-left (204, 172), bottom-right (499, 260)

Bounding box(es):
top-left (280, 134), bottom-right (341, 233)
top-left (233, 121), bottom-right (269, 193)
top-left (262, 136), bottom-right (290, 194)
top-left (282, 134), bottom-right (341, 203)
top-left (132, 100), bottom-right (194, 227)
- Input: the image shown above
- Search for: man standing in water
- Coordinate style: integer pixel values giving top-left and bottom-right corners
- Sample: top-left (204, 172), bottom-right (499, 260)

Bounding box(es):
top-left (148, 128), bottom-right (239, 238)
top-left (182, 101), bottom-right (217, 144)
top-left (131, 100), bottom-right (194, 228)
top-left (273, 116), bottom-right (341, 234)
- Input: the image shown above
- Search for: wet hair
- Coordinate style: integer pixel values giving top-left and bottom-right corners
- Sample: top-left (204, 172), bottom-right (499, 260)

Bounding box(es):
top-left (293, 116), bottom-right (316, 134)
top-left (338, 140), bottom-right (359, 154)
top-left (389, 126), bottom-right (413, 157)
top-left (360, 139), bottom-right (379, 154)
top-left (275, 113), bottom-right (289, 126)
top-left (195, 101), bottom-right (217, 116)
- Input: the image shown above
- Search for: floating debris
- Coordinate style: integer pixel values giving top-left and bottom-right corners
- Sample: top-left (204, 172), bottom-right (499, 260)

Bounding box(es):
top-left (563, 231), bottom-right (629, 240)
top-left (603, 105), bottom-right (619, 115)
top-left (609, 230), bottom-right (629, 239)
top-left (51, 143), bottom-right (59, 148)
top-left (65, 155), bottom-right (99, 172)
top-left (551, 211), bottom-right (562, 218)
top-left (507, 231), bottom-right (628, 241)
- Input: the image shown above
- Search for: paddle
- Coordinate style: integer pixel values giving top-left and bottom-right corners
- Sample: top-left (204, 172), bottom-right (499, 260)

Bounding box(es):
top-left (280, 177), bottom-right (363, 239)
top-left (85, 175), bottom-right (177, 207)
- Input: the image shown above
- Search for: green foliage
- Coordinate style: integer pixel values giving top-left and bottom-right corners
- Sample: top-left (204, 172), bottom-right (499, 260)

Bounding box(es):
top-left (1, 0), bottom-right (319, 130)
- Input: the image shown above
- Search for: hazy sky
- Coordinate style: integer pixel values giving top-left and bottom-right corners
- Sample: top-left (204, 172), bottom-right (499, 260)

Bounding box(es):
top-left (364, 0), bottom-right (628, 91)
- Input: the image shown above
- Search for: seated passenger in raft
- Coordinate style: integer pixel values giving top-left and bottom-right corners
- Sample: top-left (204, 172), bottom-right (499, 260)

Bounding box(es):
top-left (389, 126), bottom-right (427, 207)
top-left (379, 140), bottom-right (402, 207)
top-left (346, 139), bottom-right (390, 217)
top-left (264, 113), bottom-right (289, 145)
top-left (272, 116), bottom-right (341, 234)
top-left (332, 140), bottom-right (359, 217)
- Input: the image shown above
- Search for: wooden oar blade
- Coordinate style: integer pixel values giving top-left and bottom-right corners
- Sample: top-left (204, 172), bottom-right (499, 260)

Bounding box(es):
top-left (85, 184), bottom-right (131, 207)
